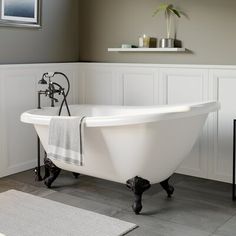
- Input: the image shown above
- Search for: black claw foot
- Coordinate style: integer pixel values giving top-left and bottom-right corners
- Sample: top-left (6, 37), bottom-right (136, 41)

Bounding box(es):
top-left (126, 176), bottom-right (151, 215)
top-left (43, 152), bottom-right (50, 180)
top-left (44, 157), bottom-right (61, 188)
top-left (43, 164), bottom-right (50, 180)
top-left (160, 178), bottom-right (174, 198)
top-left (72, 172), bottom-right (80, 179)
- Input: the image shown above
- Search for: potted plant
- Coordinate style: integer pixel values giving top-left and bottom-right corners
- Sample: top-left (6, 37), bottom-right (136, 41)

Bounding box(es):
top-left (153, 3), bottom-right (181, 48)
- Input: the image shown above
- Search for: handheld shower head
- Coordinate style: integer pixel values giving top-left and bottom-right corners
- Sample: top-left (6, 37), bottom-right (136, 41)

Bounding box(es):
top-left (38, 74), bottom-right (48, 84)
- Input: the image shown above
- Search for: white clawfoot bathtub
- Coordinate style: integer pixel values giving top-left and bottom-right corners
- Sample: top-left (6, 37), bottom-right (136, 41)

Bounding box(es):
top-left (21, 101), bottom-right (219, 214)
top-left (21, 101), bottom-right (219, 184)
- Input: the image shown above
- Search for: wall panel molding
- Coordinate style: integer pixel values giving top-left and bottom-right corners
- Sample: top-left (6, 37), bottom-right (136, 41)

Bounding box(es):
top-left (77, 63), bottom-right (235, 183)
top-left (0, 62), bottom-right (236, 183)
top-left (208, 70), bottom-right (236, 182)
top-left (0, 63), bottom-right (79, 178)
top-left (159, 68), bottom-right (209, 178)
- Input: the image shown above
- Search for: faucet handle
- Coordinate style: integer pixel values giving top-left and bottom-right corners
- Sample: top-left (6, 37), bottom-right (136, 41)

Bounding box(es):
top-left (46, 72), bottom-right (55, 78)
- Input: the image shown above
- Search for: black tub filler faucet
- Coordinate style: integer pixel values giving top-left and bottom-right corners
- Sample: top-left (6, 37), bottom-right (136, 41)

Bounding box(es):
top-left (38, 71), bottom-right (71, 115)
top-left (35, 71), bottom-right (71, 181)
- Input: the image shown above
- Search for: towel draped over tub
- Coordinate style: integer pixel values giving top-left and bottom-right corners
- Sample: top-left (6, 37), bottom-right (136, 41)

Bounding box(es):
top-left (47, 116), bottom-right (86, 166)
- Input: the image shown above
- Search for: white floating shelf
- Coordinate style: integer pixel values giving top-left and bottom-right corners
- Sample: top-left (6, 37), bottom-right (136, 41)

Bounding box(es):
top-left (108, 48), bottom-right (186, 52)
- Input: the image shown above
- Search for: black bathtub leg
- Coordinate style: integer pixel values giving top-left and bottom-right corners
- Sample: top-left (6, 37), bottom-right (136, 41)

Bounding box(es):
top-left (160, 178), bottom-right (174, 198)
top-left (43, 152), bottom-right (50, 180)
top-left (44, 157), bottom-right (61, 188)
top-left (72, 172), bottom-right (80, 179)
top-left (126, 176), bottom-right (151, 215)
top-left (34, 136), bottom-right (43, 182)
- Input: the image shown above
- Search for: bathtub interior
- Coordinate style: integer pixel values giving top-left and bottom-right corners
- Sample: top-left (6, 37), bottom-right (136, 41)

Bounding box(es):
top-left (29, 104), bottom-right (190, 118)
top-left (21, 102), bottom-right (218, 128)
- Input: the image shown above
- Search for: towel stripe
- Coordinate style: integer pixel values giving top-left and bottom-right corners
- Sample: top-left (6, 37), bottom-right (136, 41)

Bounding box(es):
top-left (79, 116), bottom-right (86, 165)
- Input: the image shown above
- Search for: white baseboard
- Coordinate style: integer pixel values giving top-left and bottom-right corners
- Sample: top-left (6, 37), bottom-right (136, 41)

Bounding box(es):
top-left (0, 161), bottom-right (36, 178)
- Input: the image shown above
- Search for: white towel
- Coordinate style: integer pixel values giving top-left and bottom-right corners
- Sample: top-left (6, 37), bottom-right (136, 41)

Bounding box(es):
top-left (47, 116), bottom-right (86, 166)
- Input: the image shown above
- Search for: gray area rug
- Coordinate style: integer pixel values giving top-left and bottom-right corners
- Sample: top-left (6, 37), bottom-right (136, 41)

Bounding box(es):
top-left (0, 190), bottom-right (137, 236)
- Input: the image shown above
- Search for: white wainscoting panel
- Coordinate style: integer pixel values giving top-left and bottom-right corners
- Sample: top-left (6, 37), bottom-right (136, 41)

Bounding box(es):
top-left (84, 69), bottom-right (113, 105)
top-left (0, 63), bottom-right (78, 178)
top-left (160, 68), bottom-right (209, 178)
top-left (76, 64), bottom-right (236, 183)
top-left (1, 70), bottom-right (37, 173)
top-left (208, 69), bottom-right (236, 183)
top-left (1, 62), bottom-right (236, 184)
top-left (123, 69), bottom-right (159, 106)
top-left (0, 70), bottom-right (8, 176)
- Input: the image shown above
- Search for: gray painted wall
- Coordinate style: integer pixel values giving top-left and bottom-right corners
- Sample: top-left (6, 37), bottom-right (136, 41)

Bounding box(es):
top-left (0, 0), bottom-right (79, 64)
top-left (79, 0), bottom-right (236, 65)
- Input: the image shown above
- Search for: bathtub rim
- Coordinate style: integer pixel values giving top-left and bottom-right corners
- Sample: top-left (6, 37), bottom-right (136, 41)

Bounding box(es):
top-left (21, 101), bottom-right (219, 127)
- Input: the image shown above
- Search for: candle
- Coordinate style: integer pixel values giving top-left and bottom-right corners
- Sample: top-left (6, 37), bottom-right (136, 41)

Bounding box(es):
top-left (143, 35), bottom-right (150, 48)
top-left (139, 34), bottom-right (150, 48)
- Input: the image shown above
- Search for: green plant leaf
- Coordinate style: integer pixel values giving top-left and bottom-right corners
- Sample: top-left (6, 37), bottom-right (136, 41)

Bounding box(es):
top-left (170, 8), bottom-right (181, 18)
top-left (152, 3), bottom-right (170, 16)
top-left (158, 3), bottom-right (170, 9)
top-left (153, 3), bottom-right (182, 18)
top-left (167, 4), bottom-right (173, 10)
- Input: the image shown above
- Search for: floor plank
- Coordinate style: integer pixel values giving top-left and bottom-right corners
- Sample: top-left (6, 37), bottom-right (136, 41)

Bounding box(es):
top-left (1, 169), bottom-right (236, 235)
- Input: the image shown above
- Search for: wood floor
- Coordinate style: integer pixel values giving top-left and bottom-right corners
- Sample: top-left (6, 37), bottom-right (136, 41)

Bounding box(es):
top-left (0, 169), bottom-right (236, 236)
